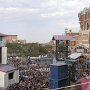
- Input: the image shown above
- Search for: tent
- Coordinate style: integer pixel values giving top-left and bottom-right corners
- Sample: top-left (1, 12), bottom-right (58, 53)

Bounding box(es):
top-left (68, 53), bottom-right (82, 59)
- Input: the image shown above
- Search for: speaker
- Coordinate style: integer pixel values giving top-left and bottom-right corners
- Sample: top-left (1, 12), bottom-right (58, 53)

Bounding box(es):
top-left (50, 63), bottom-right (68, 80)
top-left (49, 78), bottom-right (69, 89)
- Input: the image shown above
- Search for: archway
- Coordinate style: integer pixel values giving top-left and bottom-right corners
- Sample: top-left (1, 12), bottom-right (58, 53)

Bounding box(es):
top-left (74, 45), bottom-right (87, 53)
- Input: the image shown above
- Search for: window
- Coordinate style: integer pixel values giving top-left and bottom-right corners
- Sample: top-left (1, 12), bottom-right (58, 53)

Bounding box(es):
top-left (8, 72), bottom-right (14, 80)
top-left (0, 37), bottom-right (2, 41)
top-left (81, 25), bottom-right (83, 30)
top-left (87, 23), bottom-right (89, 30)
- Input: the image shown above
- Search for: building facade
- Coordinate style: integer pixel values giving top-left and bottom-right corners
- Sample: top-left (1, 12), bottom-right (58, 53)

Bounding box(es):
top-left (51, 7), bottom-right (90, 54)
top-left (17, 39), bottom-right (26, 44)
top-left (64, 7), bottom-right (90, 53)
top-left (6, 35), bottom-right (26, 44)
top-left (6, 35), bottom-right (17, 43)
top-left (78, 7), bottom-right (90, 49)
top-left (0, 64), bottom-right (19, 89)
top-left (0, 33), bottom-right (7, 64)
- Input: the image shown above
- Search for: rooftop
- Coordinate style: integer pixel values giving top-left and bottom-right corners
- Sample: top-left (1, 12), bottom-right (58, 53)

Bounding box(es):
top-left (7, 35), bottom-right (17, 36)
top-left (52, 35), bottom-right (73, 41)
top-left (0, 33), bottom-right (7, 37)
top-left (50, 61), bottom-right (66, 66)
top-left (0, 64), bottom-right (17, 72)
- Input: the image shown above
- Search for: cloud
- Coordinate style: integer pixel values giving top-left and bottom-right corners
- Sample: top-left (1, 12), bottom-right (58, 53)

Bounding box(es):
top-left (40, 0), bottom-right (90, 19)
top-left (57, 20), bottom-right (79, 29)
top-left (0, 7), bottom-right (39, 20)
top-left (0, 0), bottom-right (30, 3)
top-left (41, 11), bottom-right (68, 18)
top-left (41, 0), bottom-right (58, 8)
top-left (0, 7), bottom-right (39, 14)
top-left (0, 0), bottom-right (90, 43)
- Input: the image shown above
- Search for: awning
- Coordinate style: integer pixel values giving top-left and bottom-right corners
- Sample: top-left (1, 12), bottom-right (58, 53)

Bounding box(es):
top-left (68, 53), bottom-right (82, 59)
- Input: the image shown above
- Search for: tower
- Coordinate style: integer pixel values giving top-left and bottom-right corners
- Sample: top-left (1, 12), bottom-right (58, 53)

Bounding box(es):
top-left (78, 7), bottom-right (90, 48)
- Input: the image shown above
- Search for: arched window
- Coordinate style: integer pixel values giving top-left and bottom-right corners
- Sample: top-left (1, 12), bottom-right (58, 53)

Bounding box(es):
top-left (81, 25), bottom-right (83, 30)
top-left (74, 46), bottom-right (87, 53)
top-left (87, 23), bottom-right (89, 30)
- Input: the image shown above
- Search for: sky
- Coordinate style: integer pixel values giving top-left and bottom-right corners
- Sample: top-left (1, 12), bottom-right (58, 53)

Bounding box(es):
top-left (0, 0), bottom-right (90, 43)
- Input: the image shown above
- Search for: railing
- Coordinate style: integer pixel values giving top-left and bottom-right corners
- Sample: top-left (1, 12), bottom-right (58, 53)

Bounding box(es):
top-left (51, 79), bottom-right (90, 90)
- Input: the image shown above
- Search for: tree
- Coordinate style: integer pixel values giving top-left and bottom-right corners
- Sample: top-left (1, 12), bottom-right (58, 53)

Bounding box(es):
top-left (6, 43), bottom-right (51, 57)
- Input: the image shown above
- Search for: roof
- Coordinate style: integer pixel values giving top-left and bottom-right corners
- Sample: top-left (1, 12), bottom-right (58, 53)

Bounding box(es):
top-left (0, 33), bottom-right (7, 37)
top-left (67, 59), bottom-right (77, 62)
top-left (50, 61), bottom-right (66, 66)
top-left (68, 53), bottom-right (82, 59)
top-left (52, 35), bottom-right (73, 41)
top-left (7, 35), bottom-right (17, 36)
top-left (0, 64), bottom-right (17, 72)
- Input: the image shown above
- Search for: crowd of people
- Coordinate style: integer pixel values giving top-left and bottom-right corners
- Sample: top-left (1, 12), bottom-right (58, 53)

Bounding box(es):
top-left (74, 57), bottom-right (90, 82)
top-left (7, 54), bottom-right (90, 90)
top-left (7, 56), bottom-right (51, 90)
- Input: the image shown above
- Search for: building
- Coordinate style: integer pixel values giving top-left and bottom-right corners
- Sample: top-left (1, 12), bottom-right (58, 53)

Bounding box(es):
top-left (6, 35), bottom-right (17, 43)
top-left (61, 7), bottom-right (90, 53)
top-left (51, 35), bottom-right (74, 59)
top-left (0, 33), bottom-right (7, 46)
top-left (0, 33), bottom-right (19, 89)
top-left (65, 28), bottom-right (79, 37)
top-left (77, 7), bottom-right (90, 49)
top-left (0, 33), bottom-right (7, 64)
top-left (0, 64), bottom-right (19, 89)
top-left (17, 39), bottom-right (26, 44)
top-left (65, 28), bottom-right (79, 52)
top-left (69, 7), bottom-right (90, 53)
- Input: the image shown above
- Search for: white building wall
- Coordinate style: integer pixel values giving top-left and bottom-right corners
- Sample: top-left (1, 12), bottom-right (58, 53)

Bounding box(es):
top-left (7, 70), bottom-right (19, 86)
top-left (0, 71), bottom-right (6, 88)
top-left (14, 70), bottom-right (19, 83)
top-left (4, 72), bottom-right (8, 88)
top-left (2, 47), bottom-right (7, 64)
top-left (0, 70), bottom-right (19, 88)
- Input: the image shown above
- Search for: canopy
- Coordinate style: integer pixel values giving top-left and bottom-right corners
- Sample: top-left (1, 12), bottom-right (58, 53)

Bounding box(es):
top-left (68, 53), bottom-right (82, 59)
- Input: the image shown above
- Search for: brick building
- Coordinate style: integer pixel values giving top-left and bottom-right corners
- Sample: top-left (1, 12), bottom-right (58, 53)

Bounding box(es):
top-left (6, 35), bottom-right (26, 44)
top-left (78, 7), bottom-right (90, 48)
top-left (6, 35), bottom-right (17, 43)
